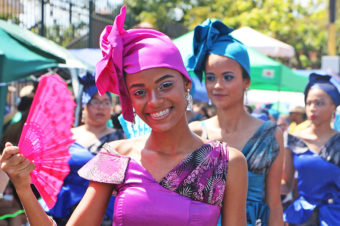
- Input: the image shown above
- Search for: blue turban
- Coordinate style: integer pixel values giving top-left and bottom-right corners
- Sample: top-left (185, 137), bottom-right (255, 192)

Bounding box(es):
top-left (79, 72), bottom-right (111, 106)
top-left (304, 73), bottom-right (340, 106)
top-left (186, 19), bottom-right (250, 81)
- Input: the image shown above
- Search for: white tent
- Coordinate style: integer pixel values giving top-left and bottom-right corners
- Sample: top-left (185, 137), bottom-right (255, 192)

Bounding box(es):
top-left (231, 26), bottom-right (295, 58)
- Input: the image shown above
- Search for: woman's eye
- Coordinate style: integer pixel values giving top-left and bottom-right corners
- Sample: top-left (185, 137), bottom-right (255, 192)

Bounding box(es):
top-left (133, 89), bottom-right (146, 96)
top-left (206, 75), bottom-right (216, 82)
top-left (315, 100), bottom-right (325, 106)
top-left (223, 74), bottom-right (234, 81)
top-left (159, 81), bottom-right (173, 90)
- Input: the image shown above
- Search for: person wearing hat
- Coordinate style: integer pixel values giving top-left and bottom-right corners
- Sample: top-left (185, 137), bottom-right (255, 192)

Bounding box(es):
top-left (43, 73), bottom-right (124, 226)
top-left (282, 73), bottom-right (340, 225)
top-left (0, 6), bottom-right (248, 226)
top-left (287, 105), bottom-right (307, 134)
top-left (188, 19), bottom-right (284, 225)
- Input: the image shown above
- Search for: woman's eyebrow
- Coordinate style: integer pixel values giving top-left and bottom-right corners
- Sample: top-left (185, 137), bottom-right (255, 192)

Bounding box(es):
top-left (155, 74), bottom-right (175, 83)
top-left (129, 74), bottom-right (175, 89)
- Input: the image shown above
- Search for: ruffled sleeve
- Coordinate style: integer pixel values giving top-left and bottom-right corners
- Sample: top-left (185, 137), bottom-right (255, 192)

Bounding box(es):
top-left (78, 144), bottom-right (130, 185)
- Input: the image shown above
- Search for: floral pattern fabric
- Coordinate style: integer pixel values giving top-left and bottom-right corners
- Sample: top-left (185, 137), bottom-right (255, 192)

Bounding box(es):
top-left (78, 140), bottom-right (229, 207)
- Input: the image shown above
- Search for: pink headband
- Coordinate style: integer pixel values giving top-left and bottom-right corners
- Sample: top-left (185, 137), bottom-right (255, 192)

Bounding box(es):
top-left (95, 6), bottom-right (191, 122)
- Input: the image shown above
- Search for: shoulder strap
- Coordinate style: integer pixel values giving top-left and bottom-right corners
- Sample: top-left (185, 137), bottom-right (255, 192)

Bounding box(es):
top-left (200, 120), bottom-right (209, 140)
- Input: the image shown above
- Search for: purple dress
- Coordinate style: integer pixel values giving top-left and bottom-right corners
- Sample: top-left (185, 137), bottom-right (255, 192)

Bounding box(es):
top-left (79, 140), bottom-right (229, 226)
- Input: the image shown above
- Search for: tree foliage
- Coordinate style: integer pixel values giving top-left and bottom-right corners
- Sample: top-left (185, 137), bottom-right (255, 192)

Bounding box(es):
top-left (123, 0), bottom-right (338, 69)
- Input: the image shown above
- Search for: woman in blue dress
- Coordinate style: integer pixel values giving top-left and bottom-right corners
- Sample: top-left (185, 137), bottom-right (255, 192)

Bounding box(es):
top-left (188, 19), bottom-right (284, 225)
top-left (45, 75), bottom-right (125, 225)
top-left (282, 73), bottom-right (340, 225)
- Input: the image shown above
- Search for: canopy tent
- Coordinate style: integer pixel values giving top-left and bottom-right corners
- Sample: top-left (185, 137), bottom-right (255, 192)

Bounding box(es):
top-left (172, 30), bottom-right (308, 102)
top-left (0, 20), bottom-right (92, 138)
top-left (231, 26), bottom-right (295, 58)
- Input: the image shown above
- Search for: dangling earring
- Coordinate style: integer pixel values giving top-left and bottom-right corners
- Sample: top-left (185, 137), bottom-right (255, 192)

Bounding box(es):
top-left (244, 88), bottom-right (248, 105)
top-left (185, 89), bottom-right (193, 111)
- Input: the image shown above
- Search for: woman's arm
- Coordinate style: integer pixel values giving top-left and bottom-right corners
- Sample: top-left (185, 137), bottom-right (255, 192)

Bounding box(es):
top-left (280, 144), bottom-right (295, 195)
top-left (1, 143), bottom-right (55, 226)
top-left (67, 181), bottom-right (114, 226)
top-left (1, 143), bottom-right (114, 226)
top-left (265, 128), bottom-right (284, 226)
top-left (221, 147), bottom-right (248, 226)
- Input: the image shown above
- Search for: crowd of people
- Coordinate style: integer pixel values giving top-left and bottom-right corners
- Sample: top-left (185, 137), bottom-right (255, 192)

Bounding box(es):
top-left (0, 5), bottom-right (339, 226)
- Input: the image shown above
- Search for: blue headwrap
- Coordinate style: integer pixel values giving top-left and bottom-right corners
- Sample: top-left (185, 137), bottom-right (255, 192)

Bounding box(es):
top-left (304, 73), bottom-right (340, 106)
top-left (79, 72), bottom-right (111, 106)
top-left (187, 19), bottom-right (250, 81)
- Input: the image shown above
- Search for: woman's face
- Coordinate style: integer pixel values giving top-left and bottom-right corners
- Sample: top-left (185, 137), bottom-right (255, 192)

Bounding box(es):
top-left (205, 54), bottom-right (250, 109)
top-left (305, 88), bottom-right (336, 125)
top-left (126, 67), bottom-right (191, 132)
top-left (84, 93), bottom-right (112, 126)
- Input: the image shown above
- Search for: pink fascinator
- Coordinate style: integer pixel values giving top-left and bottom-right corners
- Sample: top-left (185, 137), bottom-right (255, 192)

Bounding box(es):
top-left (95, 5), bottom-right (190, 122)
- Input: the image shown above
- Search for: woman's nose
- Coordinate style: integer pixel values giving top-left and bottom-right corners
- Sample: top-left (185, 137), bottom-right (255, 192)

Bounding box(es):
top-left (148, 90), bottom-right (162, 106)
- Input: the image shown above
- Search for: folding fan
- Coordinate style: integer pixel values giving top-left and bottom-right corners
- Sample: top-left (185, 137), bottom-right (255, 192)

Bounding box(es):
top-left (18, 74), bottom-right (75, 209)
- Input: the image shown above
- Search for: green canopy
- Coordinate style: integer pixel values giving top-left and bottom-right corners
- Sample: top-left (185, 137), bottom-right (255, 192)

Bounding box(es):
top-left (0, 20), bottom-right (91, 138)
top-left (173, 31), bottom-right (308, 93)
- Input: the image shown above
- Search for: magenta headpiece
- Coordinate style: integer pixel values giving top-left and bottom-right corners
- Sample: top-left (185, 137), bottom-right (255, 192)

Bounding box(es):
top-left (95, 6), bottom-right (191, 122)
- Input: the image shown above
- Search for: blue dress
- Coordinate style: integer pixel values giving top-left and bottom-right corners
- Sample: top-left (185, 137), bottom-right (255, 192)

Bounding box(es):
top-left (242, 121), bottom-right (280, 226)
top-left (44, 130), bottom-right (124, 224)
top-left (284, 134), bottom-right (340, 225)
top-left (208, 121), bottom-right (279, 226)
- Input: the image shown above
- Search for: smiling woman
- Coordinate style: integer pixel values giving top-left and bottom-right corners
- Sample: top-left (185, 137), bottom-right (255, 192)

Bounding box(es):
top-left (0, 5), bottom-right (247, 226)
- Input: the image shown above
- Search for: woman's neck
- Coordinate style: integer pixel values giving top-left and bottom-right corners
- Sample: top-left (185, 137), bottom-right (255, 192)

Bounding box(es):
top-left (215, 104), bottom-right (250, 133)
top-left (146, 118), bottom-right (202, 155)
top-left (84, 123), bottom-right (110, 136)
top-left (308, 121), bottom-right (334, 138)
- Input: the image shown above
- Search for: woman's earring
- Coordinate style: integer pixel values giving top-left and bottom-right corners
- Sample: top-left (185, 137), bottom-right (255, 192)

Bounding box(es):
top-left (244, 88), bottom-right (248, 105)
top-left (185, 89), bottom-right (193, 111)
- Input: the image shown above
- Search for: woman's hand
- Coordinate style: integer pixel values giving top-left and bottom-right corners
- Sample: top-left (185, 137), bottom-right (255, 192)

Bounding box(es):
top-left (0, 142), bottom-right (35, 191)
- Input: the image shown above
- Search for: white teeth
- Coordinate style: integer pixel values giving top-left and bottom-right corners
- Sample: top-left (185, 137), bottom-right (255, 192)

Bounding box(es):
top-left (150, 109), bottom-right (170, 119)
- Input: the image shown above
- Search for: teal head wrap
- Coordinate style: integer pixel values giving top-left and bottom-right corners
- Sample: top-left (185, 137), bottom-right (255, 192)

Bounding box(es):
top-left (187, 19), bottom-right (250, 81)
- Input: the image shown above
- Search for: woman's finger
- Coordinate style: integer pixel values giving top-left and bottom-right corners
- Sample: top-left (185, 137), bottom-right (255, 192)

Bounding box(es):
top-left (0, 146), bottom-right (20, 162)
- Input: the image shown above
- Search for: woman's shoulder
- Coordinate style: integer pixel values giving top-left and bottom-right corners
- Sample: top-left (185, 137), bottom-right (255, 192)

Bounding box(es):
top-left (188, 119), bottom-right (204, 135)
top-left (227, 147), bottom-right (247, 167)
top-left (106, 135), bottom-right (147, 156)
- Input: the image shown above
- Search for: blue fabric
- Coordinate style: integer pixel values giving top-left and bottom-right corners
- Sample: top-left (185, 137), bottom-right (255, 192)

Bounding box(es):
top-left (78, 71), bottom-right (111, 106)
top-left (242, 121), bottom-right (279, 225)
top-left (118, 113), bottom-right (151, 139)
top-left (284, 136), bottom-right (340, 225)
top-left (186, 19), bottom-right (250, 82)
top-left (217, 121), bottom-right (279, 226)
top-left (45, 143), bottom-right (115, 219)
top-left (304, 73), bottom-right (340, 106)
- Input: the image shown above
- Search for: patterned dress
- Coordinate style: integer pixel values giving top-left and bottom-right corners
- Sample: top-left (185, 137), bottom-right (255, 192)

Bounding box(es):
top-left (242, 121), bottom-right (280, 226)
top-left (202, 121), bottom-right (279, 226)
top-left (78, 140), bottom-right (229, 226)
top-left (284, 133), bottom-right (340, 225)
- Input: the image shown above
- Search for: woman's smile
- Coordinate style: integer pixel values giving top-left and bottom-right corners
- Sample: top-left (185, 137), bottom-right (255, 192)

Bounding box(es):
top-left (149, 107), bottom-right (172, 120)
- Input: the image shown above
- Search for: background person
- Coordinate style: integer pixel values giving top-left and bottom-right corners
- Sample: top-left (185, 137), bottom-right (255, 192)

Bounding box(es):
top-left (282, 73), bottom-right (340, 225)
top-left (44, 74), bottom-right (124, 226)
top-left (187, 19), bottom-right (284, 226)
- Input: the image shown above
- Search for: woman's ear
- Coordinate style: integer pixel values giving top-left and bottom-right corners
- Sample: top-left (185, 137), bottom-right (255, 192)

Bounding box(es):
top-left (243, 79), bottom-right (251, 91)
top-left (184, 78), bottom-right (192, 91)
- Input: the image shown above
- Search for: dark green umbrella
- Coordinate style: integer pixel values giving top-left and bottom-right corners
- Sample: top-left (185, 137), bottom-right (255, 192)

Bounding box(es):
top-left (0, 20), bottom-right (90, 138)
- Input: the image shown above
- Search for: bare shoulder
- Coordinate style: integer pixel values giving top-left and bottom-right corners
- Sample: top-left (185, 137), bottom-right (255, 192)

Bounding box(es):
top-left (106, 135), bottom-right (147, 156)
top-left (188, 120), bottom-right (203, 135)
top-left (274, 126), bottom-right (284, 141)
top-left (227, 147), bottom-right (247, 170)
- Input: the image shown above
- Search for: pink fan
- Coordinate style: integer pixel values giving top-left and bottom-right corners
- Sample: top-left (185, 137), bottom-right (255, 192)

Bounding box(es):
top-left (18, 74), bottom-right (75, 209)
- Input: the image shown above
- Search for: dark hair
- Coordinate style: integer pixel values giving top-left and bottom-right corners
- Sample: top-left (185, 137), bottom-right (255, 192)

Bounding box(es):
top-left (242, 67), bottom-right (250, 81)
